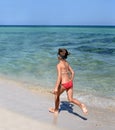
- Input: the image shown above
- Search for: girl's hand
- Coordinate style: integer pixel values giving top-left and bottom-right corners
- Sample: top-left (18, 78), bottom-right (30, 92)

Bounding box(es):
top-left (50, 88), bottom-right (58, 95)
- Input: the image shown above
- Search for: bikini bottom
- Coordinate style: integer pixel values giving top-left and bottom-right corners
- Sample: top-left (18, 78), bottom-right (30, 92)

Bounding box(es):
top-left (62, 80), bottom-right (73, 90)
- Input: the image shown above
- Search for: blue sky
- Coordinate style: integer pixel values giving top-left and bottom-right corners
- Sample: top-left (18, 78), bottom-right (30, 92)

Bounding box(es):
top-left (0, 0), bottom-right (115, 25)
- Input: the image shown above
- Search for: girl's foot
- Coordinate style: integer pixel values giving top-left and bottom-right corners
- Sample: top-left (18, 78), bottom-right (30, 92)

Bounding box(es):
top-left (81, 104), bottom-right (88, 114)
top-left (49, 108), bottom-right (58, 114)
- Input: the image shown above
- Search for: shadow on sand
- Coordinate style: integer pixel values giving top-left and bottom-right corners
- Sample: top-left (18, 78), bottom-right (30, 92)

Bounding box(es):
top-left (59, 101), bottom-right (87, 120)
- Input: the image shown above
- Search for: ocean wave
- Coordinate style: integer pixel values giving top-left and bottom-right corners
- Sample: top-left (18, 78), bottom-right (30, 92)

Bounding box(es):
top-left (76, 93), bottom-right (115, 110)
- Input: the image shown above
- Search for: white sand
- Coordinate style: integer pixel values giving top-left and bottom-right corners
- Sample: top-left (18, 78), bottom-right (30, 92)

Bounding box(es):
top-left (0, 77), bottom-right (115, 130)
top-left (0, 107), bottom-right (63, 130)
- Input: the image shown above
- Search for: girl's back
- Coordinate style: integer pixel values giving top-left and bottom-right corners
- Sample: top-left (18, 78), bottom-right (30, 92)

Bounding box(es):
top-left (59, 61), bottom-right (71, 83)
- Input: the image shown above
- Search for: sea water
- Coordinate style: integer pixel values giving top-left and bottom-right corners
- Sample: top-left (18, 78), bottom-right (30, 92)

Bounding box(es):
top-left (0, 26), bottom-right (115, 108)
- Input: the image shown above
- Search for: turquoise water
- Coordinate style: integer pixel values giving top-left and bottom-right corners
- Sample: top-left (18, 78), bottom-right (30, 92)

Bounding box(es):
top-left (0, 26), bottom-right (115, 107)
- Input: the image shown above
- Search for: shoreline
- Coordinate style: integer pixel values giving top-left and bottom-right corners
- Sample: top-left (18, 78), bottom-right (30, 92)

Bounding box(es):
top-left (0, 77), bottom-right (115, 130)
top-left (0, 76), bottom-right (115, 108)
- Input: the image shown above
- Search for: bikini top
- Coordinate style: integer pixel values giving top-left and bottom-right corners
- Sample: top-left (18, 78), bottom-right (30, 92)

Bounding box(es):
top-left (61, 71), bottom-right (69, 74)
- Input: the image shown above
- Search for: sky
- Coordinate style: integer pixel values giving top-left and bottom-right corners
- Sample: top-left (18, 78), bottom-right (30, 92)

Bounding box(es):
top-left (0, 0), bottom-right (115, 25)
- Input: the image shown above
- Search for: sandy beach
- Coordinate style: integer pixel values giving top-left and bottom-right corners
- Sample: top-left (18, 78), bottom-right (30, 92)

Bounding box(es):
top-left (0, 77), bottom-right (115, 130)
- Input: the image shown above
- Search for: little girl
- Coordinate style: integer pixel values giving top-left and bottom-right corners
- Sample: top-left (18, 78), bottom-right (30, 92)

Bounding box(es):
top-left (49, 48), bottom-right (88, 115)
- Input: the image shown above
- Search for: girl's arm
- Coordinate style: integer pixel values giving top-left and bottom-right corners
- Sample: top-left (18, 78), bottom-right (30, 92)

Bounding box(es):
top-left (68, 65), bottom-right (75, 81)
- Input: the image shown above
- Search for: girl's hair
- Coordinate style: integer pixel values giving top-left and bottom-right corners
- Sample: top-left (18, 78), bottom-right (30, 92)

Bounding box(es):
top-left (58, 48), bottom-right (70, 59)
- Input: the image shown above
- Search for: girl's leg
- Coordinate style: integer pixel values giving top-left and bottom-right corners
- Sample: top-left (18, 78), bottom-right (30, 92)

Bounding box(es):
top-left (67, 88), bottom-right (88, 114)
top-left (49, 86), bottom-right (65, 113)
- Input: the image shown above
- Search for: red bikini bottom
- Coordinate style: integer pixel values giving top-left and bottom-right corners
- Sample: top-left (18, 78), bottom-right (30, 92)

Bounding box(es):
top-left (62, 80), bottom-right (73, 90)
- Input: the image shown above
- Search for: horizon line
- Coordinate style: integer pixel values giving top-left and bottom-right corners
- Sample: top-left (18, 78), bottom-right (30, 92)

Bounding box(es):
top-left (0, 25), bottom-right (115, 27)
